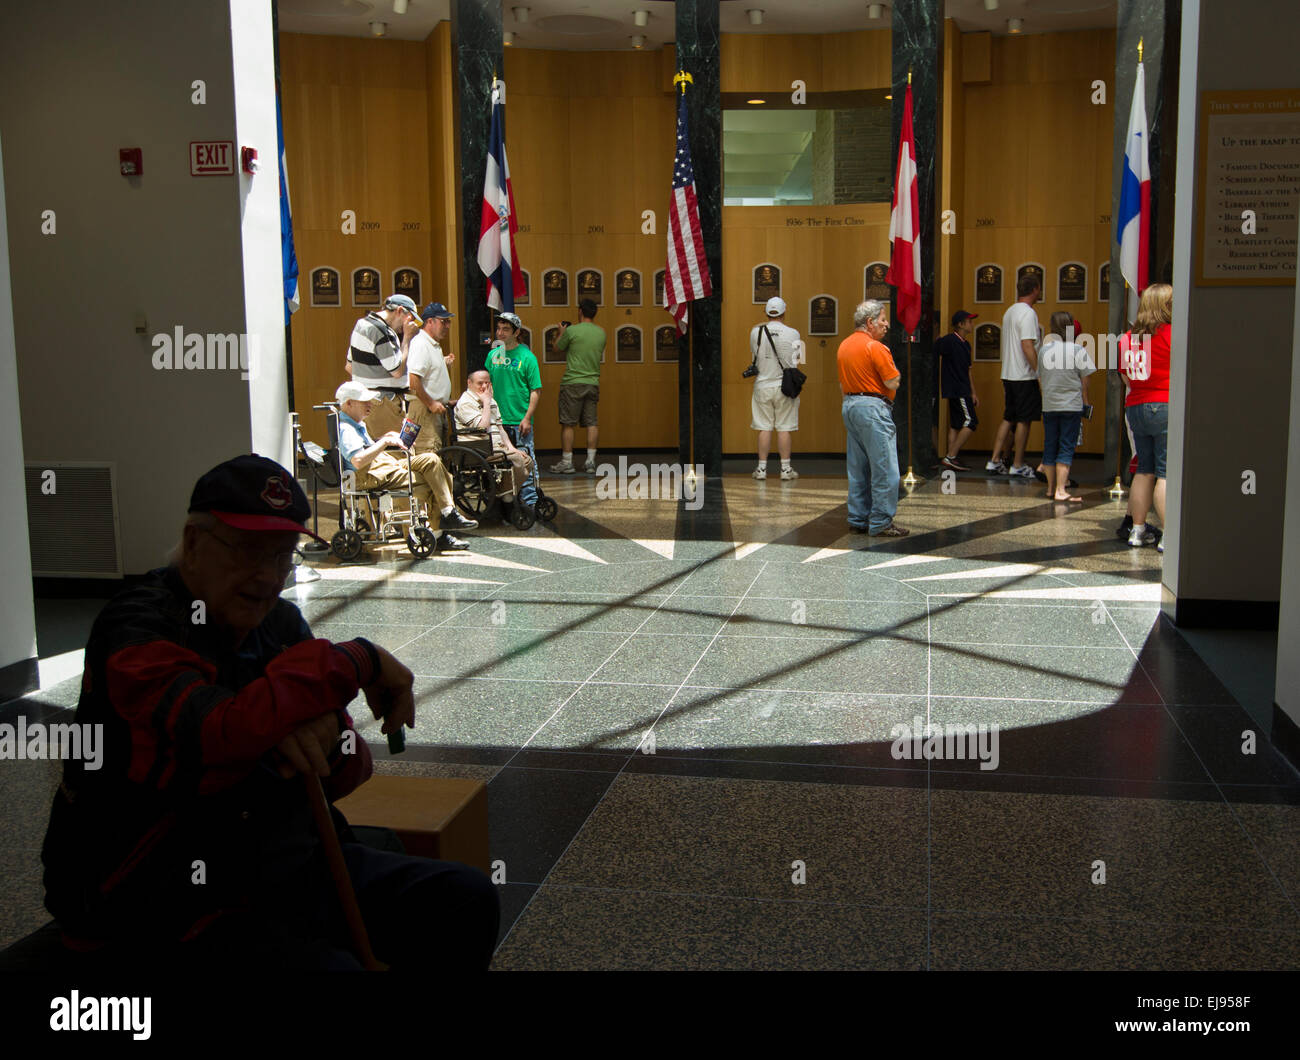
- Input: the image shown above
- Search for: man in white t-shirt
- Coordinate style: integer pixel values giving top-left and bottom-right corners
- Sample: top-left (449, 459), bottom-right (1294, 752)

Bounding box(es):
top-left (407, 302), bottom-right (456, 453)
top-left (749, 297), bottom-right (805, 481)
top-left (987, 273), bottom-right (1043, 478)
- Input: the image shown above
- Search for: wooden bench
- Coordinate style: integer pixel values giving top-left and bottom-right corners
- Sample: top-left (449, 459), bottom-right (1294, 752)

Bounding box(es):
top-left (334, 775), bottom-right (490, 875)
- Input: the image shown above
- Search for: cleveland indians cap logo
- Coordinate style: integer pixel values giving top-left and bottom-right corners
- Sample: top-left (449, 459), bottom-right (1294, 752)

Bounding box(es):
top-left (261, 474), bottom-right (293, 510)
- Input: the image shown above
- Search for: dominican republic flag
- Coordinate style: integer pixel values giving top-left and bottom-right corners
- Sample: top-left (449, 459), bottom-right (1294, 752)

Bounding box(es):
top-left (478, 79), bottom-right (523, 311)
top-left (1117, 60), bottom-right (1150, 324)
top-left (665, 92), bottom-right (712, 332)
top-left (276, 92), bottom-right (299, 325)
top-left (886, 82), bottom-right (922, 335)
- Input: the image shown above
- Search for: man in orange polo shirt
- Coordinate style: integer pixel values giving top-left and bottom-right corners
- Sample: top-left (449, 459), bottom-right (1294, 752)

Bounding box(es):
top-left (837, 300), bottom-right (909, 537)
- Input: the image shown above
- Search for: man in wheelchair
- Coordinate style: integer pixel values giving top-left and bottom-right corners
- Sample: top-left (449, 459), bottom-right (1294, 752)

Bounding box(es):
top-left (453, 370), bottom-right (533, 511)
top-left (336, 381), bottom-right (478, 551)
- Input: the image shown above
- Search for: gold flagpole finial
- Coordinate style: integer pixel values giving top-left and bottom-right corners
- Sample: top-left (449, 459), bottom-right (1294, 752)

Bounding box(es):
top-left (1137, 37), bottom-right (1143, 63)
top-left (673, 69), bottom-right (693, 95)
top-left (907, 66), bottom-right (912, 85)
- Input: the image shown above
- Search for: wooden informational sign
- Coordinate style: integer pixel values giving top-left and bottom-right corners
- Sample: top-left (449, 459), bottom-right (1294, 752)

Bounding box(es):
top-left (1197, 89), bottom-right (1300, 286)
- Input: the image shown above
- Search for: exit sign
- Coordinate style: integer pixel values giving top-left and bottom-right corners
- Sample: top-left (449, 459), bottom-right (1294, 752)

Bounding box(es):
top-left (189, 141), bottom-right (235, 176)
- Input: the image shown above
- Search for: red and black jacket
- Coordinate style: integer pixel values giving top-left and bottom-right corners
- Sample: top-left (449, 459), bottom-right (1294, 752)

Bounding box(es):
top-left (41, 566), bottom-right (377, 944)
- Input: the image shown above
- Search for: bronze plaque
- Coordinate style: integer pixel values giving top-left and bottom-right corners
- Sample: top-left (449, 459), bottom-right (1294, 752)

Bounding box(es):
top-left (654, 325), bottom-right (679, 362)
top-left (351, 267), bottom-right (380, 307)
top-left (864, 262), bottom-right (891, 301)
top-left (577, 269), bottom-right (603, 306)
top-left (615, 269), bottom-right (641, 306)
top-left (519, 327), bottom-right (533, 349)
top-left (543, 326), bottom-right (564, 363)
top-left (753, 264), bottom-right (781, 304)
top-left (809, 295), bottom-right (838, 336)
top-left (654, 269), bottom-right (666, 307)
top-left (393, 267), bottom-right (421, 307)
top-left (1016, 263), bottom-right (1044, 295)
top-left (517, 269), bottom-right (531, 307)
top-left (1058, 263), bottom-right (1087, 303)
top-left (616, 326), bottom-right (643, 362)
top-left (1099, 262), bottom-right (1110, 302)
top-left (310, 267), bottom-right (339, 307)
top-left (543, 269), bottom-right (568, 306)
top-left (975, 264), bottom-right (1002, 304)
top-left (975, 323), bottom-right (1001, 362)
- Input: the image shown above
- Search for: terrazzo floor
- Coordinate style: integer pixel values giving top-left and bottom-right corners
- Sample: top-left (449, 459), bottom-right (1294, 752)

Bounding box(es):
top-left (3, 457), bottom-right (1297, 970)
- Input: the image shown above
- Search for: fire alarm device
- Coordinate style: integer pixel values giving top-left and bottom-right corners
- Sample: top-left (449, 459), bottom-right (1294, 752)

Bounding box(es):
top-left (241, 146), bottom-right (258, 174)
top-left (119, 148), bottom-right (143, 176)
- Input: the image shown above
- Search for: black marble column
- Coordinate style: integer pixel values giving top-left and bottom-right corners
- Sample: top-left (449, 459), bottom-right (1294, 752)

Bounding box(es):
top-left (451, 0), bottom-right (503, 374)
top-left (675, 0), bottom-right (722, 478)
top-left (1105, 0), bottom-right (1177, 480)
top-left (888, 0), bottom-right (943, 476)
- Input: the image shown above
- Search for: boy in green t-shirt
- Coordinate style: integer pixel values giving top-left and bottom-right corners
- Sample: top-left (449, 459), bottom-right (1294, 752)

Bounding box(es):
top-left (551, 298), bottom-right (605, 474)
top-left (485, 312), bottom-right (542, 508)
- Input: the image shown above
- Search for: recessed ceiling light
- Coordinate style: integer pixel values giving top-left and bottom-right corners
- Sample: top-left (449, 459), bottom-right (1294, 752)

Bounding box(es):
top-left (393, 0), bottom-right (408, 14)
top-left (633, 10), bottom-right (649, 27)
top-left (369, 20), bottom-right (386, 37)
top-left (631, 34), bottom-right (645, 48)
top-left (747, 9), bottom-right (763, 25)
top-left (983, 0), bottom-right (999, 10)
top-left (503, 30), bottom-right (515, 46)
top-left (1008, 17), bottom-right (1023, 33)
top-left (747, 98), bottom-right (766, 105)
top-left (868, 3), bottom-right (885, 19)
top-left (513, 6), bottom-right (530, 22)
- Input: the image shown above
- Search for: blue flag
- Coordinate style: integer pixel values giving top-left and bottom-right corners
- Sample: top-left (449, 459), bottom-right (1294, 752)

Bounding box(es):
top-left (277, 92), bottom-right (299, 326)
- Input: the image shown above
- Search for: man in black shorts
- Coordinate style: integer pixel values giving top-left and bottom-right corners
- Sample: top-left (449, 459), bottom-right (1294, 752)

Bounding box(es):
top-left (987, 274), bottom-right (1042, 478)
top-left (936, 310), bottom-right (979, 471)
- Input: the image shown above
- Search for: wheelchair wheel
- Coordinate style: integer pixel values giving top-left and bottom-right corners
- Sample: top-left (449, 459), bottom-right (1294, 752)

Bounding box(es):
top-left (535, 496), bottom-right (558, 522)
top-left (443, 446), bottom-right (497, 519)
top-left (510, 502), bottom-right (536, 530)
top-left (331, 528), bottom-right (364, 561)
top-left (407, 526), bottom-right (437, 558)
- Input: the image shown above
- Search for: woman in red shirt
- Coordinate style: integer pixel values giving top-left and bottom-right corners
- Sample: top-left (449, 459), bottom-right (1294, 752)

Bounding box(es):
top-left (1118, 283), bottom-right (1173, 550)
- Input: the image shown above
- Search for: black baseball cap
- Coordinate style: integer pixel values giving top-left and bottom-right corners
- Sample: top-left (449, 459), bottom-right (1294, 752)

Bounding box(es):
top-left (420, 302), bottom-right (454, 321)
top-left (952, 310), bottom-right (978, 327)
top-left (189, 454), bottom-right (326, 543)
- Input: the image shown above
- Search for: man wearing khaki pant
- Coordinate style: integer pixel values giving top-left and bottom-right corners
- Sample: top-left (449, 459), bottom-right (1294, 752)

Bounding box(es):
top-left (408, 302), bottom-right (456, 453)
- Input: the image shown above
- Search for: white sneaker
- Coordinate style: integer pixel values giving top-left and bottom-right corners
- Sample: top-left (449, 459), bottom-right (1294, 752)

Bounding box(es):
top-left (752, 466), bottom-right (767, 480)
top-left (549, 459), bottom-right (576, 474)
top-left (986, 460), bottom-right (1008, 474)
top-left (1008, 464), bottom-right (1035, 479)
top-left (780, 466), bottom-right (798, 480)
top-left (584, 459), bottom-right (596, 474)
top-left (1128, 525), bottom-right (1155, 547)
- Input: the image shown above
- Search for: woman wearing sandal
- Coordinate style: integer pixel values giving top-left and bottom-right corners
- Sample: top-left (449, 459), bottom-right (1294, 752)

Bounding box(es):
top-left (1038, 312), bottom-right (1095, 502)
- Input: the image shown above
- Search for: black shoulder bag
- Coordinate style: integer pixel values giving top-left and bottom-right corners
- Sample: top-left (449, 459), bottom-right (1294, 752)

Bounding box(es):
top-left (762, 325), bottom-right (806, 399)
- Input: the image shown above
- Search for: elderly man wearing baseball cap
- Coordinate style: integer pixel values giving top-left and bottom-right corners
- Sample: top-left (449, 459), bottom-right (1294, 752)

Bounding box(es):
top-left (747, 296), bottom-right (805, 481)
top-left (406, 302), bottom-right (456, 453)
top-left (335, 380), bottom-right (478, 549)
top-left (344, 293), bottom-right (423, 441)
top-left (39, 453), bottom-right (499, 970)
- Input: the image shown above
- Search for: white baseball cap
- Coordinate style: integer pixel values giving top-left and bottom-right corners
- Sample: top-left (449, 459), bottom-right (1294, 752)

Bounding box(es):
top-left (765, 297), bottom-right (787, 317)
top-left (336, 381), bottom-right (380, 403)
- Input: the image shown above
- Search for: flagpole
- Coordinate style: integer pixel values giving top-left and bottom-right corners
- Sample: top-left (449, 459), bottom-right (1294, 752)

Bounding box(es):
top-left (1109, 278), bottom-right (1131, 500)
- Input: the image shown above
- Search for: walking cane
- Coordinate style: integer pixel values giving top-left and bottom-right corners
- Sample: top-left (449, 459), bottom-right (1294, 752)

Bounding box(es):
top-left (303, 773), bottom-right (387, 971)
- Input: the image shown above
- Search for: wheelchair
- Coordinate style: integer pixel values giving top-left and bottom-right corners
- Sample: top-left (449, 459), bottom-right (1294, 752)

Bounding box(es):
top-left (303, 402), bottom-right (442, 561)
top-left (438, 422), bottom-right (558, 530)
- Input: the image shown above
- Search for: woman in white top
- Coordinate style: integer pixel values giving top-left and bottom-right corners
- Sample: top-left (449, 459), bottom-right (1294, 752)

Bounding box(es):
top-left (1037, 312), bottom-right (1095, 502)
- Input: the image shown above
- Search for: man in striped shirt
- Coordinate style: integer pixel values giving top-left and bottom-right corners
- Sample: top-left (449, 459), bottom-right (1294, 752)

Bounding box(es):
top-left (345, 294), bottom-right (422, 440)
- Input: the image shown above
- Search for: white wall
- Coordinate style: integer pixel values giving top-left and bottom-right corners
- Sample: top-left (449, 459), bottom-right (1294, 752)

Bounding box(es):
top-left (0, 0), bottom-right (271, 574)
top-left (1165, 0), bottom-right (1298, 611)
top-left (0, 130), bottom-right (37, 682)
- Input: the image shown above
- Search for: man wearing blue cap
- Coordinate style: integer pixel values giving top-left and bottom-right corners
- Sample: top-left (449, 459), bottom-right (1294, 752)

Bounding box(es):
top-left (407, 302), bottom-right (456, 453)
top-left (39, 454), bottom-right (499, 970)
top-left (345, 294), bottom-right (423, 440)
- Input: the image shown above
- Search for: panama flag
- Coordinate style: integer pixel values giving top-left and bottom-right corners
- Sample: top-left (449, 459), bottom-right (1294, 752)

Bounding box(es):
top-left (276, 91), bottom-right (299, 325)
top-left (478, 79), bottom-right (523, 311)
top-left (1117, 61), bottom-right (1150, 324)
top-left (886, 82), bottom-right (922, 335)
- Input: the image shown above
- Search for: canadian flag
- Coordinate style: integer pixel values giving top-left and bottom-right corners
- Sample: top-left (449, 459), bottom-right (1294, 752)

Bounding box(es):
top-left (886, 82), bottom-right (922, 335)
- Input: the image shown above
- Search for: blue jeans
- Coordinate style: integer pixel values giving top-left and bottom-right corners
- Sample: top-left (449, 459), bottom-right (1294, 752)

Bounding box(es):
top-left (1041, 411), bottom-right (1082, 467)
top-left (1126, 402), bottom-right (1168, 478)
top-left (842, 395), bottom-right (899, 532)
top-left (504, 424), bottom-right (538, 506)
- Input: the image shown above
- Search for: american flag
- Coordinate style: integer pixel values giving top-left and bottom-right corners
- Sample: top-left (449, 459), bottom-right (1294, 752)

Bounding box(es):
top-left (665, 93), bottom-right (712, 332)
